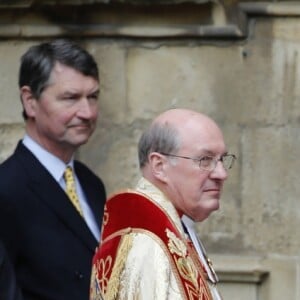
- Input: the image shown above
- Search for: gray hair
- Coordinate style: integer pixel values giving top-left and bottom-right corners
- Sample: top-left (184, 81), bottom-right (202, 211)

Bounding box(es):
top-left (138, 122), bottom-right (180, 168)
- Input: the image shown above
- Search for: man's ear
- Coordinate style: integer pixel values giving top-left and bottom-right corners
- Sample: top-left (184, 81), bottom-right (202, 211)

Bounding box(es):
top-left (20, 86), bottom-right (37, 118)
top-left (149, 152), bottom-right (168, 183)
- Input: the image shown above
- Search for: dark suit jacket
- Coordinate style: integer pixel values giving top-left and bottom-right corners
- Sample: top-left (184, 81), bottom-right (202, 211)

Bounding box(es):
top-left (0, 240), bottom-right (23, 300)
top-left (0, 142), bottom-right (106, 300)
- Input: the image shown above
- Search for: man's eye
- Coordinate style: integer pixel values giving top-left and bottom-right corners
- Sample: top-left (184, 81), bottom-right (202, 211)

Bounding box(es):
top-left (62, 95), bottom-right (78, 101)
top-left (201, 156), bottom-right (213, 161)
top-left (88, 94), bottom-right (99, 101)
top-left (200, 156), bottom-right (213, 166)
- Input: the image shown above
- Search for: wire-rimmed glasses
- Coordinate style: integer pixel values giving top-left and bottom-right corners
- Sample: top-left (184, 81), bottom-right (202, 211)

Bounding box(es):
top-left (160, 152), bottom-right (236, 171)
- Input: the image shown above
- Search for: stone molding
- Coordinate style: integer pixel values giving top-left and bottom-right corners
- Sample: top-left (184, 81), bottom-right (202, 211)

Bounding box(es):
top-left (211, 255), bottom-right (269, 283)
top-left (211, 254), bottom-right (299, 299)
top-left (0, 2), bottom-right (300, 38)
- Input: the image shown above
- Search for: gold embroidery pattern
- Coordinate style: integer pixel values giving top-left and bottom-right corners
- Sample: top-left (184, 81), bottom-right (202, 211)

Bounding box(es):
top-left (100, 206), bottom-right (109, 244)
top-left (106, 234), bottom-right (133, 300)
top-left (92, 234), bottom-right (133, 300)
top-left (167, 229), bottom-right (187, 257)
top-left (90, 261), bottom-right (106, 300)
top-left (166, 228), bottom-right (209, 300)
top-left (97, 256), bottom-right (113, 294)
top-left (176, 256), bottom-right (198, 288)
top-left (103, 205), bottom-right (109, 226)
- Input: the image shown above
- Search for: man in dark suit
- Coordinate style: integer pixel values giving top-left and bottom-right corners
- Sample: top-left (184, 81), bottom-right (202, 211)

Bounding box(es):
top-left (0, 240), bottom-right (23, 300)
top-left (0, 39), bottom-right (106, 300)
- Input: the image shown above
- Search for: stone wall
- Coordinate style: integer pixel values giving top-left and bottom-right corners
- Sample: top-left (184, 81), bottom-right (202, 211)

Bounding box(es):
top-left (0, 1), bottom-right (299, 299)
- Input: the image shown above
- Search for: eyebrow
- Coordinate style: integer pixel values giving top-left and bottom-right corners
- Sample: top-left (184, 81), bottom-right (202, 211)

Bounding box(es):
top-left (197, 149), bottom-right (228, 157)
top-left (89, 90), bottom-right (100, 96)
top-left (60, 88), bottom-right (100, 97)
top-left (58, 91), bottom-right (81, 99)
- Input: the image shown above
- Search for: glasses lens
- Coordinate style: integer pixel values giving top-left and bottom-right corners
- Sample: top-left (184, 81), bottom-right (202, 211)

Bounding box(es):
top-left (199, 156), bottom-right (215, 170)
top-left (222, 155), bottom-right (235, 170)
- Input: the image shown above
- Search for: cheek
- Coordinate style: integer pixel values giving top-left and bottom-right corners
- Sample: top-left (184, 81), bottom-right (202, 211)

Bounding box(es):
top-left (188, 172), bottom-right (208, 189)
top-left (54, 113), bottom-right (73, 125)
top-left (91, 108), bottom-right (99, 121)
top-left (56, 105), bottom-right (79, 122)
top-left (91, 103), bottom-right (100, 117)
top-left (41, 104), bottom-right (70, 122)
top-left (187, 176), bottom-right (209, 202)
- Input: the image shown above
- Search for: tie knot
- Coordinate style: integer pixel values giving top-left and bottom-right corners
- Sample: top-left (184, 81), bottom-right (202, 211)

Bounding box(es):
top-left (64, 166), bottom-right (75, 183)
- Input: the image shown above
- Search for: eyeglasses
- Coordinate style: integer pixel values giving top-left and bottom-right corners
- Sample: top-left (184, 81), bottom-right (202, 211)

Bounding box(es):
top-left (160, 152), bottom-right (236, 171)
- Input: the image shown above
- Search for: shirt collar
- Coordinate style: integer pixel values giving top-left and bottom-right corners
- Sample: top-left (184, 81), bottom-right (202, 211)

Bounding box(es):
top-left (22, 134), bottom-right (74, 182)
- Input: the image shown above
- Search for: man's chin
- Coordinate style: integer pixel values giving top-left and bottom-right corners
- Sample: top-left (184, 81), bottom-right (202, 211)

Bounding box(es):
top-left (211, 200), bottom-right (220, 211)
top-left (192, 206), bottom-right (218, 222)
top-left (202, 200), bottom-right (220, 219)
top-left (71, 133), bottom-right (92, 145)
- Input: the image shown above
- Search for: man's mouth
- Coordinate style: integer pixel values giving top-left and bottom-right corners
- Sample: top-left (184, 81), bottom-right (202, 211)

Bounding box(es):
top-left (204, 187), bottom-right (220, 193)
top-left (70, 124), bottom-right (91, 130)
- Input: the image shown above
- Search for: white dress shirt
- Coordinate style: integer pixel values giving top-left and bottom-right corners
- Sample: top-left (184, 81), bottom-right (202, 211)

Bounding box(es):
top-left (22, 135), bottom-right (100, 241)
top-left (182, 215), bottom-right (222, 300)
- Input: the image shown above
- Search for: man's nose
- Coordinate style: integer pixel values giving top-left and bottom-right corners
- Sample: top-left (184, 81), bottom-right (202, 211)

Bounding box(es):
top-left (77, 98), bottom-right (97, 118)
top-left (211, 161), bottom-right (228, 180)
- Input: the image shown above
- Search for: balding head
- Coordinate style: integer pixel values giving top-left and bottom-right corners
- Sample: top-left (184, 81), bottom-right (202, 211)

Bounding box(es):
top-left (138, 108), bottom-right (230, 221)
top-left (138, 108), bottom-right (223, 169)
top-left (153, 108), bottom-right (210, 126)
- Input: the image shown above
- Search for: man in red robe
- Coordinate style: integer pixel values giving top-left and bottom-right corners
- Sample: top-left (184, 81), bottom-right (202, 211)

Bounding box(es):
top-left (90, 108), bottom-right (236, 300)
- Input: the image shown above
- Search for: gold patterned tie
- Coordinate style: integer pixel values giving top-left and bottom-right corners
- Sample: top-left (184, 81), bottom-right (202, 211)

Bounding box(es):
top-left (63, 166), bottom-right (83, 216)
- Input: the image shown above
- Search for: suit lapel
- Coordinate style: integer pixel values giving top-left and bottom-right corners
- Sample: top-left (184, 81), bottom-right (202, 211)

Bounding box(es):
top-left (15, 142), bottom-right (98, 252)
top-left (75, 162), bottom-right (104, 230)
